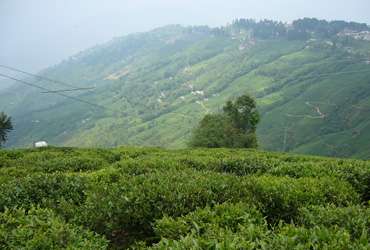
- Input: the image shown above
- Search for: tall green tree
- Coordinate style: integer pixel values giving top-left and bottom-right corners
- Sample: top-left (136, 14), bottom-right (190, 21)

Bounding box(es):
top-left (223, 94), bottom-right (260, 133)
top-left (190, 94), bottom-right (259, 148)
top-left (0, 112), bottom-right (13, 147)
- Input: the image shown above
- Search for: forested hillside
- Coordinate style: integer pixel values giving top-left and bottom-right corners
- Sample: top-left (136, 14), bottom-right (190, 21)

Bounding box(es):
top-left (1, 18), bottom-right (370, 158)
top-left (0, 147), bottom-right (369, 248)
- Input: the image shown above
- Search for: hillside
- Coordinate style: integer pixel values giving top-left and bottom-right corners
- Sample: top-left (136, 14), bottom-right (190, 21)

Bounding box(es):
top-left (1, 18), bottom-right (370, 158)
top-left (0, 147), bottom-right (369, 248)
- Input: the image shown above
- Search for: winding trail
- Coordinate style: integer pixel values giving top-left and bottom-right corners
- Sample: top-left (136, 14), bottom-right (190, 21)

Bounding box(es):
top-left (305, 101), bottom-right (326, 118)
top-left (286, 101), bottom-right (326, 119)
top-left (199, 101), bottom-right (210, 114)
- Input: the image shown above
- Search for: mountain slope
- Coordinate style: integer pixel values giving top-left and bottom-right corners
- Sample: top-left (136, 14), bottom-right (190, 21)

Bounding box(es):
top-left (1, 19), bottom-right (370, 158)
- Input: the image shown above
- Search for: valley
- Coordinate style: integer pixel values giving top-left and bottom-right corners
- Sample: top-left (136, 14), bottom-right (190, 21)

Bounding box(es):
top-left (1, 19), bottom-right (370, 158)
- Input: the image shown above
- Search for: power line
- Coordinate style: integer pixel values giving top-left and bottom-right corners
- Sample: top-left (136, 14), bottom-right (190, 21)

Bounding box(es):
top-left (0, 72), bottom-right (106, 110)
top-left (40, 87), bottom-right (95, 93)
top-left (0, 64), bottom-right (83, 89)
top-left (317, 58), bottom-right (370, 64)
top-left (258, 68), bottom-right (370, 98)
top-left (296, 69), bottom-right (370, 81)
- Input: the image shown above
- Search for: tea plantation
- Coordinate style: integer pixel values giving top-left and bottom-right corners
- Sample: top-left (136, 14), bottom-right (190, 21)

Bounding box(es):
top-left (0, 147), bottom-right (369, 249)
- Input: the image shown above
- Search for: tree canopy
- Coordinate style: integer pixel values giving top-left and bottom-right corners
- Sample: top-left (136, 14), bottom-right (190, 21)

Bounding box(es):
top-left (231, 18), bottom-right (370, 40)
top-left (0, 112), bottom-right (13, 147)
top-left (190, 94), bottom-right (259, 148)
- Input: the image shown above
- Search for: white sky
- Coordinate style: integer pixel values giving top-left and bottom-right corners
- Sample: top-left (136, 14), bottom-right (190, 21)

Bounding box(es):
top-left (1, 0), bottom-right (370, 72)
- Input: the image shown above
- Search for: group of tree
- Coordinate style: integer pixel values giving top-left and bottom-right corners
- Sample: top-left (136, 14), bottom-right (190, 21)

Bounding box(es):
top-left (291, 18), bottom-right (369, 38)
top-left (190, 94), bottom-right (259, 148)
top-left (232, 19), bottom-right (287, 39)
top-left (229, 18), bottom-right (370, 41)
top-left (0, 112), bottom-right (13, 148)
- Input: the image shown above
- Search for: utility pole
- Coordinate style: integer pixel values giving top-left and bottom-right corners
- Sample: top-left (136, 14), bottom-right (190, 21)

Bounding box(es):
top-left (282, 126), bottom-right (288, 152)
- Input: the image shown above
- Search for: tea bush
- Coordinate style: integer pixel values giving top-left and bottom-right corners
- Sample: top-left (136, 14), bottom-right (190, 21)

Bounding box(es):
top-left (154, 202), bottom-right (267, 240)
top-left (150, 203), bottom-right (369, 250)
top-left (267, 225), bottom-right (369, 250)
top-left (77, 167), bottom-right (358, 245)
top-left (115, 149), bottom-right (370, 202)
top-left (0, 146), bottom-right (368, 249)
top-left (0, 173), bottom-right (87, 218)
top-left (0, 207), bottom-right (108, 249)
top-left (35, 156), bottom-right (106, 173)
top-left (298, 205), bottom-right (370, 239)
top-left (78, 169), bottom-right (253, 244)
top-left (149, 226), bottom-right (369, 250)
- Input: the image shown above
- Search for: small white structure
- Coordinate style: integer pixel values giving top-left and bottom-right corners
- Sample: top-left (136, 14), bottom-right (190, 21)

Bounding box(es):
top-left (34, 141), bottom-right (48, 148)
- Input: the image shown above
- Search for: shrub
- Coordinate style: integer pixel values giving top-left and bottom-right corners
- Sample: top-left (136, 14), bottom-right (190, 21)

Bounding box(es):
top-left (115, 149), bottom-right (370, 202)
top-left (0, 147), bottom-right (120, 170)
top-left (79, 166), bottom-right (359, 246)
top-left (36, 156), bottom-right (106, 173)
top-left (0, 146), bottom-right (368, 249)
top-left (154, 202), bottom-right (267, 240)
top-left (267, 225), bottom-right (368, 250)
top-left (0, 173), bottom-right (87, 219)
top-left (78, 168), bottom-right (253, 245)
top-left (0, 207), bottom-right (108, 249)
top-left (243, 175), bottom-right (359, 223)
top-left (267, 161), bottom-right (370, 202)
top-left (298, 205), bottom-right (370, 239)
top-left (149, 227), bottom-right (267, 250)
top-left (150, 222), bottom-right (368, 250)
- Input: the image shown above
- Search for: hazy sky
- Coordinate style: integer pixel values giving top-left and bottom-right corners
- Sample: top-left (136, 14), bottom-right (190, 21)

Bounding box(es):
top-left (1, 0), bottom-right (370, 72)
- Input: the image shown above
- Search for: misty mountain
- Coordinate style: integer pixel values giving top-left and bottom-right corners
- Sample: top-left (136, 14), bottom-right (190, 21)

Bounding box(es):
top-left (1, 18), bottom-right (370, 158)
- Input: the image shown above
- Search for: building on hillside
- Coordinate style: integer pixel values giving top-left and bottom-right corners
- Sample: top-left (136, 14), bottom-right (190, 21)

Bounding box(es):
top-left (33, 141), bottom-right (48, 148)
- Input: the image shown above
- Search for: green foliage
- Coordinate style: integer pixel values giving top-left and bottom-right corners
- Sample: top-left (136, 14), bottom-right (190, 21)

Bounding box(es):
top-left (0, 112), bottom-right (12, 147)
top-left (77, 168), bottom-right (253, 244)
top-left (223, 95), bottom-right (259, 132)
top-left (267, 225), bottom-right (368, 250)
top-left (112, 150), bottom-right (370, 202)
top-left (0, 173), bottom-right (87, 219)
top-left (150, 203), bottom-right (369, 250)
top-left (2, 20), bottom-right (370, 159)
top-left (34, 156), bottom-right (106, 173)
top-left (0, 207), bottom-right (108, 250)
top-left (0, 146), bottom-right (369, 249)
top-left (190, 94), bottom-right (259, 148)
top-left (150, 225), bottom-right (368, 250)
top-left (189, 114), bottom-right (231, 148)
top-left (150, 202), bottom-right (268, 249)
top-left (154, 202), bottom-right (267, 240)
top-left (298, 205), bottom-right (370, 239)
top-left (78, 169), bottom-right (357, 245)
top-left (243, 175), bottom-right (358, 223)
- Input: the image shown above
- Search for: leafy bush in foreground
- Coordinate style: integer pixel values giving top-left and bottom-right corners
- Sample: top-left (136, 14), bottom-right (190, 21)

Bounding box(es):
top-left (243, 175), bottom-right (359, 222)
top-left (150, 226), bottom-right (368, 250)
top-left (0, 146), bottom-right (369, 249)
top-left (78, 166), bottom-right (358, 246)
top-left (35, 156), bottom-right (106, 173)
top-left (298, 205), bottom-right (370, 239)
top-left (150, 204), bottom-right (368, 250)
top-left (0, 173), bottom-right (87, 219)
top-left (78, 169), bottom-right (253, 244)
top-left (267, 225), bottom-right (368, 250)
top-left (0, 207), bottom-right (108, 250)
top-left (121, 150), bottom-right (370, 202)
top-left (154, 202), bottom-right (267, 240)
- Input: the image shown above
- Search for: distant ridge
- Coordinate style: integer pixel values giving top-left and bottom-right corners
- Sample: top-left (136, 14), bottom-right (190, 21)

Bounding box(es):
top-left (1, 18), bottom-right (370, 159)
